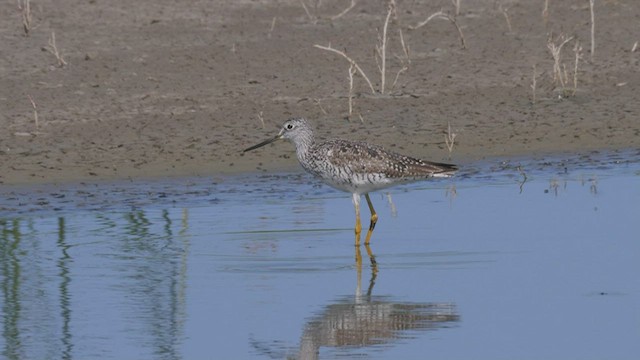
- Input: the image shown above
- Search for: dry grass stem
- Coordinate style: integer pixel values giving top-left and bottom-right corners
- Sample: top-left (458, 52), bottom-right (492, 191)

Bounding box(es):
top-left (547, 34), bottom-right (573, 90)
top-left (409, 10), bottom-right (445, 30)
top-left (299, 0), bottom-right (315, 21)
top-left (391, 66), bottom-right (408, 90)
top-left (46, 31), bottom-right (67, 67)
top-left (315, 0), bottom-right (409, 112)
top-left (348, 63), bottom-right (356, 118)
top-left (545, 34), bottom-right (582, 97)
top-left (313, 44), bottom-right (376, 94)
top-left (500, 5), bottom-right (512, 32)
top-left (445, 121), bottom-right (457, 155)
top-left (257, 111), bottom-right (265, 128)
top-left (542, 0), bottom-right (549, 25)
top-left (398, 27), bottom-right (411, 64)
top-left (331, 0), bottom-right (357, 20)
top-left (530, 64), bottom-right (537, 103)
top-left (589, 0), bottom-right (595, 61)
top-left (314, 98), bottom-right (328, 115)
top-left (375, 2), bottom-right (395, 94)
top-left (452, 0), bottom-right (461, 16)
top-left (562, 63), bottom-right (569, 89)
top-left (572, 41), bottom-right (582, 95)
top-left (27, 94), bottom-right (39, 129)
top-left (20, 0), bottom-right (33, 36)
top-left (390, 4), bottom-right (411, 91)
top-left (409, 10), bottom-right (467, 49)
top-left (267, 17), bottom-right (277, 38)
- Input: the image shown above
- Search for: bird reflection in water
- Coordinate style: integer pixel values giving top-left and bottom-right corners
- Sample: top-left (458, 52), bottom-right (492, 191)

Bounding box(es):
top-left (253, 244), bottom-right (460, 359)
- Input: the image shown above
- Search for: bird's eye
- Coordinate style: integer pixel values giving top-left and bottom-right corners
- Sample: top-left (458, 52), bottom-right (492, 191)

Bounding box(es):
top-left (286, 123), bottom-right (294, 130)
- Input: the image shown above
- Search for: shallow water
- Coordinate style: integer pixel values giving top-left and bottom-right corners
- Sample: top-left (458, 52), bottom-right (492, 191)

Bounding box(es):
top-left (1, 151), bottom-right (639, 360)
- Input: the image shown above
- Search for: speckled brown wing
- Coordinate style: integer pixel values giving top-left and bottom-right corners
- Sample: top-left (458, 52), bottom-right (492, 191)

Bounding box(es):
top-left (318, 139), bottom-right (456, 180)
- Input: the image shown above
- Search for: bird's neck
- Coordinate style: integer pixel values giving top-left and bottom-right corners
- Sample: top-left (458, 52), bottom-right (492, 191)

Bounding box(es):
top-left (293, 132), bottom-right (315, 160)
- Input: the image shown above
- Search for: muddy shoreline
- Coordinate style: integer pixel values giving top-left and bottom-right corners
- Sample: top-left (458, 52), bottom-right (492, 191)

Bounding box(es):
top-left (2, 148), bottom-right (638, 217)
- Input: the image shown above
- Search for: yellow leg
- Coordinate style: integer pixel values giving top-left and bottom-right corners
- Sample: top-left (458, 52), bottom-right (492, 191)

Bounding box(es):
top-left (364, 193), bottom-right (378, 245)
top-left (352, 193), bottom-right (362, 246)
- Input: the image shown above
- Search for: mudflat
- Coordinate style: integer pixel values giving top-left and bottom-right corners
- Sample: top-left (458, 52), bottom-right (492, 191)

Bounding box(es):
top-left (1, 0), bottom-right (638, 185)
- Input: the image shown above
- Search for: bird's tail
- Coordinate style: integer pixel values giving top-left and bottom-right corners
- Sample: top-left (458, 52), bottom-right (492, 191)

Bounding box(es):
top-left (428, 161), bottom-right (458, 178)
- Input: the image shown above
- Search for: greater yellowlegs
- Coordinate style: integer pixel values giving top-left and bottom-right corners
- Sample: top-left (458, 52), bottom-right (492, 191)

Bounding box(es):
top-left (243, 117), bottom-right (457, 246)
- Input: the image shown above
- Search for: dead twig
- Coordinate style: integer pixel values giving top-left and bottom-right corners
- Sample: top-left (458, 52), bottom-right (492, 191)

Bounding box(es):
top-left (347, 63), bottom-right (356, 118)
top-left (388, 0), bottom-right (410, 91)
top-left (445, 121), bottom-right (456, 156)
top-left (315, 1), bottom-right (410, 115)
top-left (313, 44), bottom-right (376, 94)
top-left (547, 34), bottom-right (574, 90)
top-left (19, 0), bottom-right (33, 36)
top-left (27, 94), bottom-right (39, 130)
top-left (390, 66), bottom-right (408, 91)
top-left (545, 34), bottom-right (581, 98)
top-left (398, 26), bottom-right (411, 64)
top-left (589, 0), bottom-right (595, 61)
top-left (409, 10), bottom-right (466, 49)
top-left (530, 64), bottom-right (538, 103)
top-left (257, 111), bottom-right (265, 129)
top-left (45, 31), bottom-right (67, 67)
top-left (375, 1), bottom-right (395, 94)
top-left (331, 0), bottom-right (357, 20)
top-left (267, 17), bottom-right (277, 38)
top-left (572, 41), bottom-right (583, 95)
top-left (451, 0), bottom-right (461, 16)
top-left (499, 4), bottom-right (512, 32)
top-left (299, 0), bottom-right (315, 22)
top-left (314, 98), bottom-right (328, 115)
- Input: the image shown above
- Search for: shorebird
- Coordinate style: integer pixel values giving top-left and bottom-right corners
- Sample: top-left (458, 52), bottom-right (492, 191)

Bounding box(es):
top-left (243, 117), bottom-right (457, 246)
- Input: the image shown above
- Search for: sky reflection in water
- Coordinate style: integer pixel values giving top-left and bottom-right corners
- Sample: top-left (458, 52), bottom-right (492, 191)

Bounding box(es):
top-left (0, 152), bottom-right (639, 359)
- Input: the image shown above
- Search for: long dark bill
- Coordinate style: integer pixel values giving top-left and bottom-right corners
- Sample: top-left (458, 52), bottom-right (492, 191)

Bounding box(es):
top-left (242, 134), bottom-right (282, 152)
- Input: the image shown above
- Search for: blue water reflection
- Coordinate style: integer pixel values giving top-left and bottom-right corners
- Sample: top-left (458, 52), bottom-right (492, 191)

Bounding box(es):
top-left (0, 152), bottom-right (639, 359)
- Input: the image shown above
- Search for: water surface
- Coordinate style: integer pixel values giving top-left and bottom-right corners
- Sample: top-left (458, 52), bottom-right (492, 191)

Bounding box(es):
top-left (1, 151), bottom-right (639, 359)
